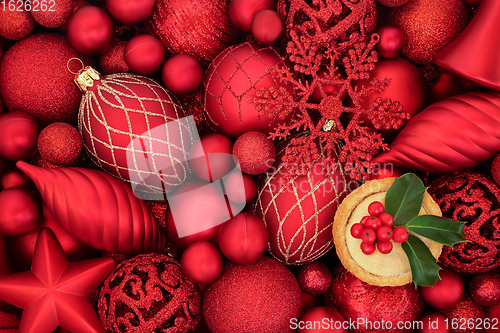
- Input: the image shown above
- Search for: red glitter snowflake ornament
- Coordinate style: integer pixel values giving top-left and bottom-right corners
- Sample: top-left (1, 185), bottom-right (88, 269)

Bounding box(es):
top-left (250, 31), bottom-right (410, 182)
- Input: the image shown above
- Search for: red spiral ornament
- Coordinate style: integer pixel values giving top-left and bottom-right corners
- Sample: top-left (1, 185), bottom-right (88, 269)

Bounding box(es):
top-left (374, 92), bottom-right (500, 173)
top-left (16, 161), bottom-right (168, 255)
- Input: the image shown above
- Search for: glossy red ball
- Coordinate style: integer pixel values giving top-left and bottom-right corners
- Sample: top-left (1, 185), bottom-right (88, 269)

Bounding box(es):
top-left (0, 167), bottom-right (32, 190)
top-left (251, 10), bottom-right (283, 44)
top-left (105, 0), bottom-right (155, 25)
top-left (421, 269), bottom-right (464, 310)
top-left (393, 226), bottom-right (409, 243)
top-left (377, 240), bottom-right (393, 254)
top-left (0, 112), bottom-right (39, 161)
top-left (350, 223), bottom-right (365, 239)
top-left (361, 242), bottom-right (376, 255)
top-left (224, 172), bottom-right (257, 204)
top-left (66, 6), bottom-right (114, 55)
top-left (37, 122), bottom-right (82, 166)
top-left (365, 217), bottom-right (382, 231)
top-left (376, 226), bottom-right (393, 242)
top-left (233, 131), bottom-right (276, 175)
top-left (469, 272), bottom-right (500, 307)
top-left (228, 0), bottom-right (275, 32)
top-left (0, 187), bottom-right (42, 236)
top-left (181, 241), bottom-right (224, 285)
top-left (376, 25), bottom-right (405, 58)
top-left (189, 133), bottom-right (234, 182)
top-left (124, 34), bottom-right (165, 75)
top-left (379, 212), bottom-right (394, 227)
top-left (297, 262), bottom-right (332, 296)
top-left (418, 312), bottom-right (450, 333)
top-left (218, 213), bottom-right (268, 264)
top-left (162, 54), bottom-right (203, 96)
top-left (368, 201), bottom-right (385, 217)
top-left (297, 306), bottom-right (347, 333)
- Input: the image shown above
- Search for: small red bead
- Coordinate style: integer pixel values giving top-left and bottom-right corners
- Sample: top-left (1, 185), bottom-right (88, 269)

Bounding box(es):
top-left (393, 226), bottom-right (409, 243)
top-left (350, 223), bottom-right (365, 239)
top-left (376, 226), bottom-right (393, 242)
top-left (361, 242), bottom-right (376, 255)
top-left (360, 215), bottom-right (370, 225)
top-left (361, 228), bottom-right (376, 243)
top-left (365, 217), bottom-right (382, 231)
top-left (379, 212), bottom-right (394, 227)
top-left (377, 241), bottom-right (393, 254)
top-left (368, 201), bottom-right (385, 217)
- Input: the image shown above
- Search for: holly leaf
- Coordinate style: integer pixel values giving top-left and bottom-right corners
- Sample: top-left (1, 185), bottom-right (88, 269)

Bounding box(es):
top-left (401, 235), bottom-right (441, 287)
top-left (405, 215), bottom-right (465, 248)
top-left (385, 173), bottom-right (427, 226)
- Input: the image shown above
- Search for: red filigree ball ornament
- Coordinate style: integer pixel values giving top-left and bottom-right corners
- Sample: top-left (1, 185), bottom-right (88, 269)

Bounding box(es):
top-left (31, 0), bottom-right (73, 28)
top-left (378, 0), bottom-right (409, 6)
top-left (233, 131), bottom-right (276, 175)
top-left (98, 253), bottom-right (202, 333)
top-left (441, 294), bottom-right (486, 333)
top-left (0, 112), bottom-right (39, 161)
top-left (376, 26), bottom-right (405, 58)
top-left (297, 262), bottom-right (332, 296)
top-left (229, 0), bottom-right (275, 33)
top-left (181, 241), bottom-right (224, 285)
top-left (37, 122), bottom-right (82, 166)
top-left (124, 34), bottom-right (165, 75)
top-left (105, 0), bottom-right (156, 25)
top-left (0, 187), bottom-right (42, 237)
top-left (428, 171), bottom-right (500, 273)
top-left (0, 33), bottom-right (93, 125)
top-left (386, 0), bottom-right (469, 65)
top-left (203, 42), bottom-right (296, 139)
top-left (469, 273), bottom-right (500, 307)
top-left (162, 54), bottom-right (203, 96)
top-left (224, 172), bottom-right (257, 204)
top-left (147, 0), bottom-right (238, 66)
top-left (203, 256), bottom-right (302, 333)
top-left (325, 265), bottom-right (424, 333)
top-left (189, 133), bottom-right (233, 182)
top-left (251, 10), bottom-right (284, 44)
top-left (418, 313), bottom-right (450, 333)
top-left (0, 166), bottom-right (32, 190)
top-left (420, 269), bottom-right (464, 310)
top-left (298, 306), bottom-right (347, 333)
top-left (99, 40), bottom-right (129, 75)
top-left (0, 6), bottom-right (35, 40)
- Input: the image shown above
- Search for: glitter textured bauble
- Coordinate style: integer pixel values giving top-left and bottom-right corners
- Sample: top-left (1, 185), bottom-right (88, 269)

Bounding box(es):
top-left (297, 262), bottom-right (332, 296)
top-left (233, 131), bottom-right (276, 175)
top-left (441, 295), bottom-right (486, 333)
top-left (37, 122), bottom-right (82, 166)
top-left (469, 273), bottom-right (500, 307)
top-left (374, 92), bottom-right (500, 173)
top-left (0, 7), bottom-right (35, 40)
top-left (98, 253), bottom-right (201, 333)
top-left (147, 0), bottom-right (238, 66)
top-left (77, 69), bottom-right (195, 197)
top-left (16, 161), bottom-right (168, 255)
top-left (386, 0), bottom-right (469, 65)
top-left (325, 265), bottom-right (424, 333)
top-left (491, 153), bottom-right (500, 187)
top-left (298, 306), bottom-right (347, 333)
top-left (254, 138), bottom-right (347, 265)
top-left (203, 256), bottom-right (302, 333)
top-left (378, 0), bottom-right (409, 6)
top-left (428, 171), bottom-right (500, 273)
top-left (418, 313), bottom-right (450, 333)
top-left (0, 33), bottom-right (93, 126)
top-left (203, 42), bottom-right (296, 139)
top-left (0, 112), bottom-right (40, 161)
top-left (98, 40), bottom-right (129, 75)
top-left (31, 0), bottom-right (73, 28)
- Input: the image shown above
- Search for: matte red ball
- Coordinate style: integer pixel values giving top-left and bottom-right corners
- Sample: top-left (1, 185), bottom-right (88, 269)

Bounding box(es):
top-left (224, 172), bottom-right (257, 204)
top-left (31, 0), bottom-right (73, 28)
top-left (218, 213), bottom-right (269, 264)
top-left (99, 40), bottom-right (129, 75)
top-left (297, 262), bottom-right (332, 296)
top-left (181, 241), bottom-right (224, 285)
top-left (189, 133), bottom-right (234, 182)
top-left (0, 6), bottom-right (35, 40)
top-left (229, 0), bottom-right (275, 32)
top-left (66, 6), bottom-right (114, 55)
top-left (124, 34), bottom-right (165, 75)
top-left (0, 187), bottom-right (42, 236)
top-left (441, 294), bottom-right (486, 333)
top-left (37, 123), bottom-right (82, 166)
top-left (251, 10), bottom-right (283, 44)
top-left (0, 167), bottom-right (32, 190)
top-left (376, 25), bottom-right (405, 58)
top-left (297, 306), bottom-right (347, 333)
top-left (418, 312), bottom-right (450, 333)
top-left (233, 131), bottom-right (276, 175)
top-left (105, 0), bottom-right (155, 25)
top-left (162, 54), bottom-right (203, 96)
top-left (469, 272), bottom-right (500, 307)
top-left (421, 269), bottom-right (464, 310)
top-left (0, 112), bottom-right (40, 161)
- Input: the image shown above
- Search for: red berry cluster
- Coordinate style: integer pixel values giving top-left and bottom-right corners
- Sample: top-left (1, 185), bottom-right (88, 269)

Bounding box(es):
top-left (350, 201), bottom-right (409, 255)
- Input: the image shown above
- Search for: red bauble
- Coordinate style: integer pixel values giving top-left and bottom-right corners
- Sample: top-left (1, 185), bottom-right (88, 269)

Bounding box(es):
top-left (98, 40), bottom-right (129, 75)
top-left (421, 269), bottom-right (464, 310)
top-left (148, 0), bottom-right (238, 65)
top-left (491, 153), bottom-right (500, 187)
top-left (16, 161), bottom-right (168, 254)
top-left (203, 42), bottom-right (295, 139)
top-left (31, 0), bottom-right (73, 28)
top-left (418, 313), bottom-right (450, 333)
top-left (0, 167), bottom-right (32, 190)
top-left (486, 305), bottom-right (500, 333)
top-left (181, 241), bottom-right (224, 284)
top-left (78, 69), bottom-right (194, 197)
top-left (441, 295), bottom-right (486, 333)
top-left (251, 10), bottom-right (284, 44)
top-left (376, 26), bottom-right (405, 58)
top-left (189, 133), bottom-right (233, 182)
top-left (325, 265), bottom-right (424, 333)
top-left (0, 187), bottom-right (42, 236)
top-left (162, 54), bottom-right (203, 96)
top-left (229, 0), bottom-right (275, 32)
top-left (297, 306), bottom-right (347, 333)
top-left (469, 273), bottom-right (500, 307)
top-left (0, 33), bottom-right (93, 125)
top-left (386, 0), bottom-right (469, 65)
top-left (233, 131), bottom-right (276, 175)
top-left (66, 6), bottom-right (114, 55)
top-left (368, 165), bottom-right (406, 180)
top-left (37, 122), bottom-right (82, 166)
top-left (124, 34), bottom-right (165, 75)
top-left (378, 0), bottom-right (409, 6)
top-left (218, 213), bottom-right (269, 264)
top-left (429, 72), bottom-right (471, 103)
top-left (0, 7), bottom-right (35, 40)
top-left (6, 204), bottom-right (100, 271)
top-left (99, 254), bottom-right (201, 332)
top-left (224, 172), bottom-right (257, 203)
top-left (105, 0), bottom-right (155, 25)
top-left (203, 256), bottom-right (302, 333)
top-left (254, 138), bottom-right (347, 265)
top-left (297, 262), bottom-right (332, 296)
top-left (0, 112), bottom-right (39, 161)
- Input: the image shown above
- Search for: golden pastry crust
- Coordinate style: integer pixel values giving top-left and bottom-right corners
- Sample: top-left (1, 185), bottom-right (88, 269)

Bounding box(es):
top-left (333, 177), bottom-right (443, 286)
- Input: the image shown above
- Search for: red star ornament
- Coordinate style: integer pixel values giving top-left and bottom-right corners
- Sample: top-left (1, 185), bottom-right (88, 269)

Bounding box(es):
top-left (0, 228), bottom-right (115, 333)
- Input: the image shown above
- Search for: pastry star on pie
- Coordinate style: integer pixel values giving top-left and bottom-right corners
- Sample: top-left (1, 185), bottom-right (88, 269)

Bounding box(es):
top-left (333, 177), bottom-right (443, 286)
